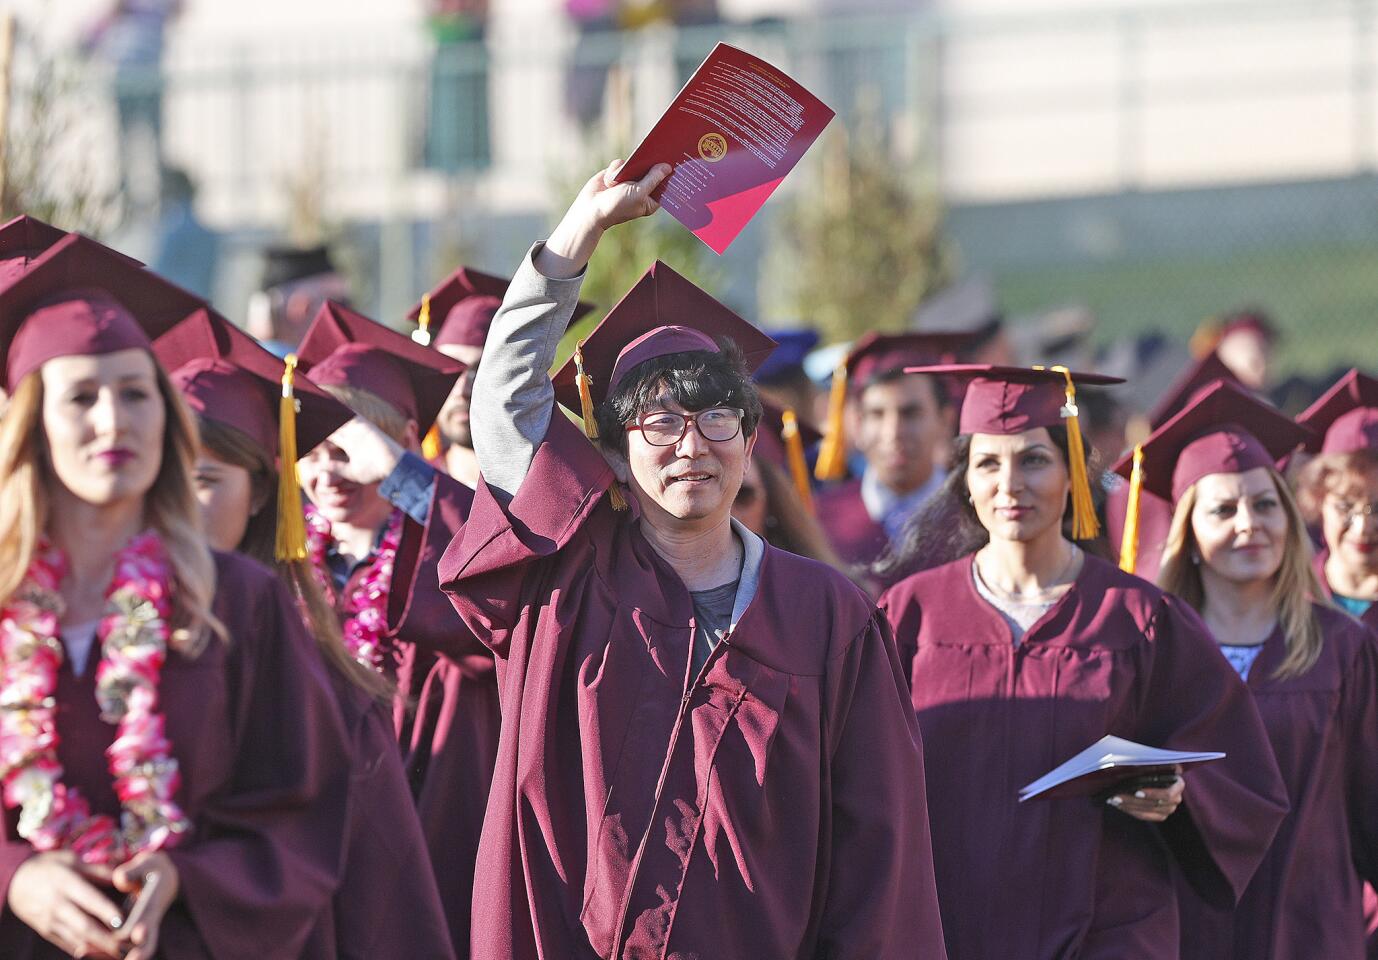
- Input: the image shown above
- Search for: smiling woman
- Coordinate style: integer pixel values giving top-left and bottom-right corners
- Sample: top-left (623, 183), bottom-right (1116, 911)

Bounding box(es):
top-left (1137, 378), bottom-right (1378, 960)
top-left (878, 365), bottom-right (1288, 960)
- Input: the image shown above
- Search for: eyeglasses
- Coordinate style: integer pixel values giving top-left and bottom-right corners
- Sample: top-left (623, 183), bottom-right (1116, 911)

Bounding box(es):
top-left (626, 406), bottom-right (745, 447)
top-left (1325, 497), bottom-right (1378, 525)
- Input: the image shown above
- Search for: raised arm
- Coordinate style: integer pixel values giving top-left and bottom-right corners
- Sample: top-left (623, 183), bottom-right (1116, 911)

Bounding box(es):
top-left (471, 160), bottom-right (670, 498)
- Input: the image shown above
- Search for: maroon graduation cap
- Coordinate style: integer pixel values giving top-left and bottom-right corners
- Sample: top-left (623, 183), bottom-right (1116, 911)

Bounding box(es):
top-left (905, 363), bottom-right (1125, 539)
top-left (812, 331), bottom-right (983, 482)
top-left (1112, 379), bottom-right (1312, 505)
top-left (1295, 368), bottom-right (1378, 456)
top-left (0, 215), bottom-right (79, 289)
top-left (296, 300), bottom-right (466, 434)
top-left (550, 260), bottom-right (777, 422)
top-left (0, 232), bottom-right (202, 391)
top-left (1145, 351), bottom-right (1241, 430)
top-left (155, 308), bottom-right (352, 458)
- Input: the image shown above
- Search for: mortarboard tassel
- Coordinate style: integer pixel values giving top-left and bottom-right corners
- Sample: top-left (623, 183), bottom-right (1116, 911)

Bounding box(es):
top-left (574, 339), bottom-right (627, 510)
top-left (813, 361), bottom-right (850, 481)
top-left (780, 407), bottom-right (816, 514)
top-left (421, 424), bottom-right (442, 462)
top-left (275, 354), bottom-right (309, 562)
top-left (574, 340), bottom-right (599, 441)
top-left (411, 293), bottom-right (433, 346)
top-left (1049, 364), bottom-right (1100, 540)
top-left (1118, 444), bottom-right (1144, 573)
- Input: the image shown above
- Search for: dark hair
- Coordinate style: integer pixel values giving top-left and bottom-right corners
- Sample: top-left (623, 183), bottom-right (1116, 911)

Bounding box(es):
top-left (196, 414), bottom-right (393, 701)
top-left (595, 339), bottom-right (764, 456)
top-left (877, 423), bottom-right (1111, 579)
top-left (859, 368), bottom-right (948, 409)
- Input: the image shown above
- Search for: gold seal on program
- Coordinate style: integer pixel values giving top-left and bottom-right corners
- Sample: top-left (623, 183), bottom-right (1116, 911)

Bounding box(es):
top-left (697, 133), bottom-right (728, 163)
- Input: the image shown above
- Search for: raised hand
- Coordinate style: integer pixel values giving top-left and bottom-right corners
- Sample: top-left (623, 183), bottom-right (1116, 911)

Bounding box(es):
top-left (537, 160), bottom-right (675, 279)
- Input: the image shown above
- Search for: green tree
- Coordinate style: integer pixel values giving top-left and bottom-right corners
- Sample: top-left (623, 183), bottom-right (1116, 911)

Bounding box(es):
top-left (763, 119), bottom-right (951, 344)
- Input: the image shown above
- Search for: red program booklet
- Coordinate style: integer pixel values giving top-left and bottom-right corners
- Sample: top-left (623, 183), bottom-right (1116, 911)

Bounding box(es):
top-left (615, 42), bottom-right (835, 255)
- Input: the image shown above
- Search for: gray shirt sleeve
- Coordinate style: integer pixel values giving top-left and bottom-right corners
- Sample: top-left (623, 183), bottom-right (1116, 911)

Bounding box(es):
top-left (469, 242), bottom-right (589, 498)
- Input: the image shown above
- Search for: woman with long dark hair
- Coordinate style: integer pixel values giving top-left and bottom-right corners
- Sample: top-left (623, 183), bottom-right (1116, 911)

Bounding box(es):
top-left (878, 364), bottom-right (1288, 960)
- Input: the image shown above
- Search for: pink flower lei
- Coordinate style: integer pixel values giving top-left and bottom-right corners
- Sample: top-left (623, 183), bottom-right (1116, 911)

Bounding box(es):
top-left (0, 530), bottom-right (190, 865)
top-left (302, 504), bottom-right (404, 672)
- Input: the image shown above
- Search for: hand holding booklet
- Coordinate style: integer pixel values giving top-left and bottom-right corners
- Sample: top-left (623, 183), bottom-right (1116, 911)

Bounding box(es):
top-left (1018, 735), bottom-right (1225, 803)
top-left (614, 43), bottom-right (834, 254)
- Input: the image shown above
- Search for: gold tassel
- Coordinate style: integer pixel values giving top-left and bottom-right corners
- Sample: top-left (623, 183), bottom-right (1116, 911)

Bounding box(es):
top-left (813, 361), bottom-right (850, 481)
top-left (1119, 444), bottom-right (1144, 573)
top-left (275, 354), bottom-right (308, 562)
top-left (1050, 364), bottom-right (1100, 540)
top-left (411, 293), bottom-right (433, 346)
top-left (780, 407), bottom-right (815, 513)
top-left (572, 340), bottom-right (624, 510)
top-left (421, 424), bottom-right (442, 462)
top-left (574, 340), bottom-right (599, 441)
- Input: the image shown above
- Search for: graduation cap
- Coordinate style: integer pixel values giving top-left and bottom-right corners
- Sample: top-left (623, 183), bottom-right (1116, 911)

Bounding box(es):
top-left (0, 232), bottom-right (204, 391)
top-left (155, 308), bottom-right (354, 561)
top-left (260, 244), bottom-right (337, 291)
top-left (296, 301), bottom-right (466, 435)
top-left (1110, 379), bottom-right (1312, 572)
top-left (753, 329), bottom-right (819, 385)
top-left (813, 330), bottom-right (981, 482)
top-left (407, 264), bottom-right (597, 351)
top-left (0, 215), bottom-right (84, 289)
top-left (1145, 351), bottom-right (1241, 430)
top-left (550, 260), bottom-right (777, 422)
top-left (905, 364), bottom-right (1126, 540)
top-left (406, 265), bottom-right (509, 349)
top-left (755, 400), bottom-right (822, 512)
top-left (1295, 368), bottom-right (1378, 456)
top-left (547, 262), bottom-right (775, 511)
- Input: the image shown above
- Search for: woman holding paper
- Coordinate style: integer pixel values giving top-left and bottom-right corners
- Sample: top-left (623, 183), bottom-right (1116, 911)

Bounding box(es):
top-left (1138, 379), bottom-right (1378, 960)
top-left (878, 364), bottom-right (1288, 960)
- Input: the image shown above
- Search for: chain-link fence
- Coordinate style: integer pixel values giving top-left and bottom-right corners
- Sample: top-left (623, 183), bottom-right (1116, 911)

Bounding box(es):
top-left (23, 1), bottom-right (1378, 389)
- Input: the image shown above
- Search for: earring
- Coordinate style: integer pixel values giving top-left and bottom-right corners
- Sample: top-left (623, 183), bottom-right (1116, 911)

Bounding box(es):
top-left (1190, 552), bottom-right (1201, 565)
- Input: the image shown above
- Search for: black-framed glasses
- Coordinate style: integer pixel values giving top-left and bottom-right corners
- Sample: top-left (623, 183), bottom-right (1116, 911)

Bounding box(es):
top-left (626, 406), bottom-right (745, 447)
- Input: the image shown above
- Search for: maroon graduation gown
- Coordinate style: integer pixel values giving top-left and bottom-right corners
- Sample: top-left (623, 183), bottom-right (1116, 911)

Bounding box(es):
top-left (302, 680), bottom-right (455, 959)
top-left (879, 554), bottom-right (1289, 960)
top-left (814, 477), bottom-right (889, 571)
top-left (437, 414), bottom-right (948, 960)
top-left (385, 471), bottom-right (498, 959)
top-left (1104, 477), bottom-right (1176, 584)
top-left (0, 551), bottom-right (352, 959)
top-left (1176, 605), bottom-right (1378, 960)
top-left (1313, 547), bottom-right (1378, 632)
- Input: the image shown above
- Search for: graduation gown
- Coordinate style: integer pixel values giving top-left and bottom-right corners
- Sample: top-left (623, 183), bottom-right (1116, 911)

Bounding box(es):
top-left (0, 551), bottom-right (352, 959)
top-left (1104, 477), bottom-right (1176, 583)
top-left (1312, 547), bottom-right (1378, 632)
top-left (302, 679), bottom-right (455, 959)
top-left (437, 414), bottom-right (948, 960)
top-left (814, 477), bottom-right (889, 571)
top-left (385, 470), bottom-right (497, 959)
top-left (1177, 605), bottom-right (1378, 960)
top-left (879, 554), bottom-right (1288, 960)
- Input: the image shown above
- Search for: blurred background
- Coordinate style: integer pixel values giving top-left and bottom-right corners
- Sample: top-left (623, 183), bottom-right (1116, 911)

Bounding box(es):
top-left (8, 0), bottom-right (1378, 404)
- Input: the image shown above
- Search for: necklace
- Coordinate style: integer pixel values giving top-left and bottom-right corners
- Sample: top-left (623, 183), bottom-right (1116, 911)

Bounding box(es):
top-left (303, 504), bottom-right (405, 672)
top-left (976, 544), bottom-right (1081, 605)
top-left (0, 531), bottom-right (190, 864)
